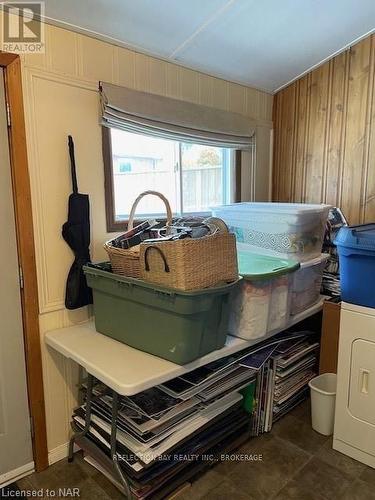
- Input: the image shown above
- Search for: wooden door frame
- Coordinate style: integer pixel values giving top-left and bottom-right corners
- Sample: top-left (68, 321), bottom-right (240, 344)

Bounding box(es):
top-left (0, 52), bottom-right (48, 472)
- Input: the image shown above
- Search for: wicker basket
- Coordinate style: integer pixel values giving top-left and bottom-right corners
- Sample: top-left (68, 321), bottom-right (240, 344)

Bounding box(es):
top-left (104, 191), bottom-right (173, 278)
top-left (139, 231), bottom-right (238, 291)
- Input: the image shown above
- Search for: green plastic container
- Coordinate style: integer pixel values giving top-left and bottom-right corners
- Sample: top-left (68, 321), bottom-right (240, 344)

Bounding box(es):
top-left (84, 263), bottom-right (240, 365)
top-left (237, 251), bottom-right (300, 280)
top-left (228, 252), bottom-right (300, 340)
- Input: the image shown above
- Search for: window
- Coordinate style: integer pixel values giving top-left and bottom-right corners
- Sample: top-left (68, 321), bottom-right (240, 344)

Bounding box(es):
top-left (104, 128), bottom-right (233, 231)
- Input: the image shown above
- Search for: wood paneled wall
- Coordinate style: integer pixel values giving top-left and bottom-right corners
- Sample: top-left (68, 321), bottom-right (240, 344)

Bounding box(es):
top-left (273, 34), bottom-right (375, 224)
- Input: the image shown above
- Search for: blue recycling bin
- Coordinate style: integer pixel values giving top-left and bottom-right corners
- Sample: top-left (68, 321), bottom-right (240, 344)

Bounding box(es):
top-left (334, 224), bottom-right (375, 308)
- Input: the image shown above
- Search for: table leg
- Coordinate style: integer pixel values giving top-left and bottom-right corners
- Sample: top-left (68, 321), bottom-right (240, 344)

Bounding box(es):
top-left (111, 391), bottom-right (132, 499)
top-left (78, 366), bottom-right (86, 406)
top-left (68, 373), bottom-right (94, 463)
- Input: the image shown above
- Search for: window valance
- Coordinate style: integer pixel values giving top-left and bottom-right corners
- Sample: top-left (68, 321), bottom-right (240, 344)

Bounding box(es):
top-left (100, 82), bottom-right (255, 149)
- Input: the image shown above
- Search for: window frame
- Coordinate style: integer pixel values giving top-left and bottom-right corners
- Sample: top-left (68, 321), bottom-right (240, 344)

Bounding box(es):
top-left (102, 126), bottom-right (241, 232)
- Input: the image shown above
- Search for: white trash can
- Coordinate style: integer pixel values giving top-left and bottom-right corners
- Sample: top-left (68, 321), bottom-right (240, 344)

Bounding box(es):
top-left (308, 373), bottom-right (337, 436)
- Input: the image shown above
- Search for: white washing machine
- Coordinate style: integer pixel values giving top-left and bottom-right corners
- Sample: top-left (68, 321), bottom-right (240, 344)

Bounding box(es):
top-left (334, 302), bottom-right (375, 467)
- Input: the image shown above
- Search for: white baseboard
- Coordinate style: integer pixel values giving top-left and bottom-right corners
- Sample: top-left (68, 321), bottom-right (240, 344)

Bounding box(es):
top-left (1, 442), bottom-right (79, 486)
top-left (0, 462), bottom-right (35, 489)
top-left (48, 442), bottom-right (80, 465)
top-left (333, 438), bottom-right (375, 469)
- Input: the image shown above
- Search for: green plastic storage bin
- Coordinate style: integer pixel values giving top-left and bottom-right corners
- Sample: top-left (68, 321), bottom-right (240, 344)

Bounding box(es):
top-left (237, 252), bottom-right (300, 280)
top-left (84, 263), bottom-right (240, 365)
top-left (229, 252), bottom-right (300, 340)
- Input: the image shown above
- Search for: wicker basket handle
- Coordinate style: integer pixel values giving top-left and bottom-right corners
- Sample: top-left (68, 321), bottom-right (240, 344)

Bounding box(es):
top-left (144, 246), bottom-right (170, 273)
top-left (128, 191), bottom-right (173, 231)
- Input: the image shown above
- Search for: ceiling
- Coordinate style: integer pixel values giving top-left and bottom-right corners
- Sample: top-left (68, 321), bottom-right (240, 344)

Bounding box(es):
top-left (37, 0), bottom-right (375, 92)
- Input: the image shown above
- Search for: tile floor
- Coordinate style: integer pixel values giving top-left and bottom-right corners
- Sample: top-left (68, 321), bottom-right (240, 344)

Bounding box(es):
top-left (16, 400), bottom-right (375, 499)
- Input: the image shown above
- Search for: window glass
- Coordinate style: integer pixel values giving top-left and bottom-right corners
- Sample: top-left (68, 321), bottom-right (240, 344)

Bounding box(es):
top-left (181, 143), bottom-right (226, 213)
top-left (110, 128), bottom-right (231, 221)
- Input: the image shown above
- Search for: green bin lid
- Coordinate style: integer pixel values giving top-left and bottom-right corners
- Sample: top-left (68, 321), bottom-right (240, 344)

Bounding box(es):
top-left (238, 252), bottom-right (300, 281)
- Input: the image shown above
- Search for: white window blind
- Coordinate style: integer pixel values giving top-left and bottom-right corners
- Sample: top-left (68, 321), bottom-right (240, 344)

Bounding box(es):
top-left (100, 82), bottom-right (255, 149)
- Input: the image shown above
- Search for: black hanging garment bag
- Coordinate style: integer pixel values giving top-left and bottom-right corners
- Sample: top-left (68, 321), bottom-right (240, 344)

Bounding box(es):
top-left (62, 135), bottom-right (93, 309)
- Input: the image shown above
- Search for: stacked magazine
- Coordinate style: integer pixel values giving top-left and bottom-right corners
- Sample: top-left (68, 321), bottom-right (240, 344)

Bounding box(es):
top-left (322, 207), bottom-right (348, 297)
top-left (72, 356), bottom-right (257, 498)
top-left (250, 333), bottom-right (319, 435)
top-left (72, 330), bottom-right (318, 497)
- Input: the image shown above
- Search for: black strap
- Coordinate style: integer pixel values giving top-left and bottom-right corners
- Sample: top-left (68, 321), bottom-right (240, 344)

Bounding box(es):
top-left (144, 245), bottom-right (170, 273)
top-left (68, 135), bottom-right (78, 194)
